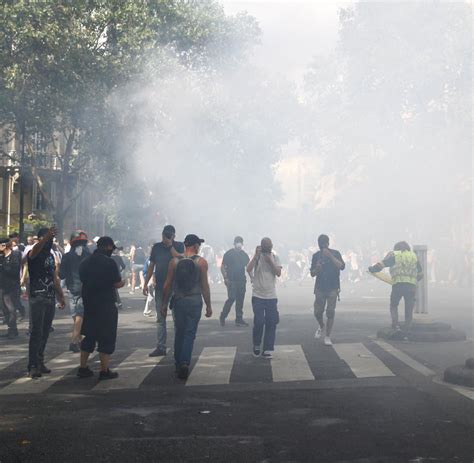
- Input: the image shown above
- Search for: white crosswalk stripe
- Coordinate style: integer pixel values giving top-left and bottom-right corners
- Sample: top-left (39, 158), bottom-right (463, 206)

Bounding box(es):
top-left (0, 352), bottom-right (96, 395)
top-left (333, 343), bottom-right (395, 378)
top-left (271, 345), bottom-right (315, 382)
top-left (94, 348), bottom-right (165, 391)
top-left (186, 346), bottom-right (237, 386)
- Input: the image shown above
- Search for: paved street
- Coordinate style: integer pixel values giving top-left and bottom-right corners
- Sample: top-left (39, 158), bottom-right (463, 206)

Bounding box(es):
top-left (0, 282), bottom-right (472, 462)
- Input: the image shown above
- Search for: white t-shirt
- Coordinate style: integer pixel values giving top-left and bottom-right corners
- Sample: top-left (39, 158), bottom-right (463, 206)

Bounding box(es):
top-left (252, 253), bottom-right (282, 299)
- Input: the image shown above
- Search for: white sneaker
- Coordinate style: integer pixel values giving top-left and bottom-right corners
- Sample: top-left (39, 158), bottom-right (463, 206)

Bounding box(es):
top-left (314, 327), bottom-right (323, 339)
top-left (324, 336), bottom-right (333, 346)
top-left (261, 351), bottom-right (273, 359)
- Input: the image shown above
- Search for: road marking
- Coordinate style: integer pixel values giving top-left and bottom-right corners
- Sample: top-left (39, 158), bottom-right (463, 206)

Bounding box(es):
top-left (432, 377), bottom-right (474, 401)
top-left (94, 349), bottom-right (165, 391)
top-left (271, 345), bottom-right (315, 382)
top-left (374, 340), bottom-right (435, 376)
top-left (0, 350), bottom-right (28, 372)
top-left (333, 343), bottom-right (395, 378)
top-left (186, 347), bottom-right (236, 386)
top-left (0, 351), bottom-right (96, 395)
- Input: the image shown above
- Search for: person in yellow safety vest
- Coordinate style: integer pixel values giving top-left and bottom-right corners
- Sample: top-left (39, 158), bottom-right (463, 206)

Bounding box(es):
top-left (369, 241), bottom-right (423, 332)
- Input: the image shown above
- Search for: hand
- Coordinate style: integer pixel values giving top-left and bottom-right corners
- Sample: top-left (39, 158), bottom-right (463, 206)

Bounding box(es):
top-left (143, 286), bottom-right (149, 297)
top-left (57, 296), bottom-right (66, 310)
top-left (160, 306), bottom-right (167, 318)
top-left (170, 246), bottom-right (180, 257)
top-left (368, 265), bottom-right (377, 273)
top-left (263, 253), bottom-right (273, 264)
top-left (322, 248), bottom-right (332, 258)
top-left (205, 306), bottom-right (213, 318)
top-left (255, 246), bottom-right (262, 256)
top-left (47, 227), bottom-right (57, 240)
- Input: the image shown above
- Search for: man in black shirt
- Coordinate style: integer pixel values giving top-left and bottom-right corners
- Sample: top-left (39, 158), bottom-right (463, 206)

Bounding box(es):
top-left (219, 236), bottom-right (250, 327)
top-left (0, 237), bottom-right (22, 339)
top-left (77, 237), bottom-right (124, 380)
top-left (310, 234), bottom-right (345, 346)
top-left (143, 225), bottom-right (184, 357)
top-left (27, 227), bottom-right (66, 378)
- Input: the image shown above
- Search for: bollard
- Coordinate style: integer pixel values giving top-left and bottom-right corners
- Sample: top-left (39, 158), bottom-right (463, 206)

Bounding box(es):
top-left (413, 245), bottom-right (428, 314)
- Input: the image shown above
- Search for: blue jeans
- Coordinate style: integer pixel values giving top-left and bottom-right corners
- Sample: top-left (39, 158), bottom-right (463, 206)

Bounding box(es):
top-left (173, 296), bottom-right (203, 367)
top-left (252, 296), bottom-right (279, 351)
top-left (154, 288), bottom-right (167, 349)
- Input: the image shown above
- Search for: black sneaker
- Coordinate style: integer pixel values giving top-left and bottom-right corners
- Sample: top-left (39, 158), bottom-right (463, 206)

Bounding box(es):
top-left (69, 343), bottom-right (80, 353)
top-left (177, 363), bottom-right (189, 380)
top-left (99, 369), bottom-right (119, 381)
top-left (149, 347), bottom-right (167, 357)
top-left (77, 366), bottom-right (94, 378)
top-left (39, 364), bottom-right (51, 374)
top-left (28, 367), bottom-right (42, 379)
top-left (253, 346), bottom-right (261, 358)
top-left (235, 320), bottom-right (249, 327)
top-left (219, 315), bottom-right (225, 327)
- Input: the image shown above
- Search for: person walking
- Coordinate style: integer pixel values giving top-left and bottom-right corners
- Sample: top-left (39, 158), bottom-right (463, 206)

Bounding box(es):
top-left (161, 234), bottom-right (212, 380)
top-left (143, 225), bottom-right (184, 357)
top-left (310, 234), bottom-right (345, 346)
top-left (247, 237), bottom-right (282, 359)
top-left (142, 256), bottom-right (155, 317)
top-left (369, 241), bottom-right (423, 334)
top-left (59, 230), bottom-right (90, 353)
top-left (219, 236), bottom-right (250, 327)
top-left (26, 227), bottom-right (66, 378)
top-left (77, 237), bottom-right (124, 380)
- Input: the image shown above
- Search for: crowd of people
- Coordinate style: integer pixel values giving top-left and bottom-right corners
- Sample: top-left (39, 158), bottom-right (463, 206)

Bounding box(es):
top-left (0, 223), bottom-right (456, 381)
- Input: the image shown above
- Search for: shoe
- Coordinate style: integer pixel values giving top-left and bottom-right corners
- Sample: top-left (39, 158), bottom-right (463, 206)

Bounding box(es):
top-left (219, 315), bottom-right (225, 327)
top-left (77, 366), bottom-right (94, 378)
top-left (253, 346), bottom-right (261, 357)
top-left (143, 312), bottom-right (154, 318)
top-left (69, 343), bottom-right (80, 353)
top-left (261, 351), bottom-right (273, 359)
top-left (149, 347), bottom-right (167, 357)
top-left (177, 363), bottom-right (189, 380)
top-left (314, 327), bottom-right (323, 339)
top-left (99, 369), bottom-right (119, 380)
top-left (28, 367), bottom-right (42, 379)
top-left (324, 336), bottom-right (333, 346)
top-left (235, 320), bottom-right (249, 327)
top-left (39, 364), bottom-right (51, 374)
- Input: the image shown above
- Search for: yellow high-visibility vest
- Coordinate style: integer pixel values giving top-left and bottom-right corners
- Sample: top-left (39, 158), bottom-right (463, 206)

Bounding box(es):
top-left (390, 251), bottom-right (418, 285)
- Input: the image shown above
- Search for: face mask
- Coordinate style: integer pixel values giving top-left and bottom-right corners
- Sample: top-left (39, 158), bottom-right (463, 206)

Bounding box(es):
top-left (235, 243), bottom-right (243, 250)
top-left (75, 246), bottom-right (84, 256)
top-left (261, 246), bottom-right (272, 254)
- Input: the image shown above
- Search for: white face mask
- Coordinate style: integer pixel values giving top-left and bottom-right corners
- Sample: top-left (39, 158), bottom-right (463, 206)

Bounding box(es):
top-left (234, 243), bottom-right (243, 250)
top-left (75, 246), bottom-right (84, 256)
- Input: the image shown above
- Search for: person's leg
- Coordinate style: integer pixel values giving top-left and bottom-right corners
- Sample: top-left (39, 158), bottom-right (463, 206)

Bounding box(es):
top-left (262, 299), bottom-right (279, 352)
top-left (28, 296), bottom-right (46, 370)
top-left (131, 268), bottom-right (137, 292)
top-left (144, 283), bottom-right (154, 314)
top-left (155, 288), bottom-right (167, 350)
top-left (4, 293), bottom-right (18, 337)
top-left (99, 353), bottom-right (111, 371)
top-left (80, 348), bottom-right (92, 368)
top-left (325, 290), bottom-right (338, 337)
top-left (173, 302), bottom-right (186, 368)
top-left (403, 284), bottom-right (416, 329)
top-left (221, 282), bottom-right (237, 321)
top-left (139, 270), bottom-right (145, 289)
top-left (390, 284), bottom-right (403, 329)
top-left (313, 289), bottom-right (327, 329)
top-left (12, 286), bottom-right (25, 318)
top-left (72, 316), bottom-right (83, 344)
top-left (38, 298), bottom-right (56, 367)
top-left (252, 297), bottom-right (265, 348)
top-left (235, 281), bottom-right (246, 322)
top-left (179, 299), bottom-right (203, 366)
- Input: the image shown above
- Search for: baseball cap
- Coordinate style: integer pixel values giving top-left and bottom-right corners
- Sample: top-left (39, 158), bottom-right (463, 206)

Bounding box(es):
top-left (234, 236), bottom-right (244, 244)
top-left (70, 230), bottom-right (88, 245)
top-left (184, 234), bottom-right (205, 247)
top-left (96, 236), bottom-right (116, 249)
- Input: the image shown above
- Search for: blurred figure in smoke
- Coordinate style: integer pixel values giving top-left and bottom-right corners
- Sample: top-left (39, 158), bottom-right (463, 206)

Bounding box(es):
top-left (247, 237), bottom-right (282, 359)
top-left (129, 243), bottom-right (146, 293)
top-left (111, 246), bottom-right (126, 310)
top-left (310, 234), bottom-right (345, 346)
top-left (142, 254), bottom-right (155, 317)
top-left (144, 225), bottom-right (184, 357)
top-left (369, 241), bottom-right (423, 334)
top-left (219, 236), bottom-right (250, 327)
top-left (59, 230), bottom-right (90, 353)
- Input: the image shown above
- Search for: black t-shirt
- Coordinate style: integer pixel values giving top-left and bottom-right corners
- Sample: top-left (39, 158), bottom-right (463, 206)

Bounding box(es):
top-left (79, 251), bottom-right (122, 309)
top-left (149, 241), bottom-right (185, 289)
top-left (222, 248), bottom-right (250, 282)
top-left (28, 250), bottom-right (56, 299)
top-left (0, 250), bottom-right (21, 293)
top-left (311, 249), bottom-right (345, 292)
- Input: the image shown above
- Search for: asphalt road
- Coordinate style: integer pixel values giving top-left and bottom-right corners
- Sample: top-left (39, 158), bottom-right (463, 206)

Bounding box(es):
top-left (0, 282), bottom-right (472, 462)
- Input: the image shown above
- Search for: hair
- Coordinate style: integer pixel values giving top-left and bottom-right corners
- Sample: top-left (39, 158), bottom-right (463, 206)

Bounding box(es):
top-left (37, 228), bottom-right (49, 239)
top-left (394, 241), bottom-right (411, 252)
top-left (8, 232), bottom-right (19, 239)
top-left (318, 234), bottom-right (330, 248)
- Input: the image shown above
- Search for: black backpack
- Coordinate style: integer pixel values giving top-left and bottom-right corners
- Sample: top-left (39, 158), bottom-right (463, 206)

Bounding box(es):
top-left (175, 256), bottom-right (199, 294)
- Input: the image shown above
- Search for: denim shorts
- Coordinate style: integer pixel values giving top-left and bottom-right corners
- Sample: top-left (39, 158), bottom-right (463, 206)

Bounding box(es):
top-left (70, 295), bottom-right (84, 318)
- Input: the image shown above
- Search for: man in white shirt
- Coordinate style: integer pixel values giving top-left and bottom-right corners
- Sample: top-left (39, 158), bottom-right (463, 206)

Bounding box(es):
top-left (246, 237), bottom-right (282, 359)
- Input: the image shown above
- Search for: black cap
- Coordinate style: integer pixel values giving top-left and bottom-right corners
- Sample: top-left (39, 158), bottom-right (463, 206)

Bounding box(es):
top-left (184, 234), bottom-right (205, 247)
top-left (0, 237), bottom-right (10, 244)
top-left (163, 225), bottom-right (176, 235)
top-left (96, 236), bottom-right (116, 249)
top-left (234, 236), bottom-right (244, 244)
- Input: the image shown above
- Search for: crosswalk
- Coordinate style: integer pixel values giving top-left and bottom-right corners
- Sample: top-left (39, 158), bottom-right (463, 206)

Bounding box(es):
top-left (0, 341), bottom-right (469, 398)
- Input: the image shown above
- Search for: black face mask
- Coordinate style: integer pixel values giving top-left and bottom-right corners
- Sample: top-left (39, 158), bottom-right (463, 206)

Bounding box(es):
top-left (97, 248), bottom-right (113, 257)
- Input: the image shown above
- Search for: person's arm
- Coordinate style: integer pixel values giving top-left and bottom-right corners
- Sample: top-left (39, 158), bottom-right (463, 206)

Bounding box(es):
top-left (310, 253), bottom-right (322, 277)
top-left (247, 246), bottom-right (261, 277)
top-left (143, 260), bottom-right (156, 296)
top-left (199, 259), bottom-right (212, 318)
top-left (221, 253), bottom-right (229, 284)
top-left (369, 252), bottom-right (394, 273)
top-left (160, 259), bottom-right (177, 316)
top-left (54, 266), bottom-right (65, 309)
top-left (58, 253), bottom-right (69, 280)
top-left (112, 260), bottom-right (125, 288)
top-left (264, 253), bottom-right (282, 277)
top-left (29, 228), bottom-right (55, 260)
top-left (322, 249), bottom-right (345, 270)
top-left (4, 252), bottom-right (21, 279)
